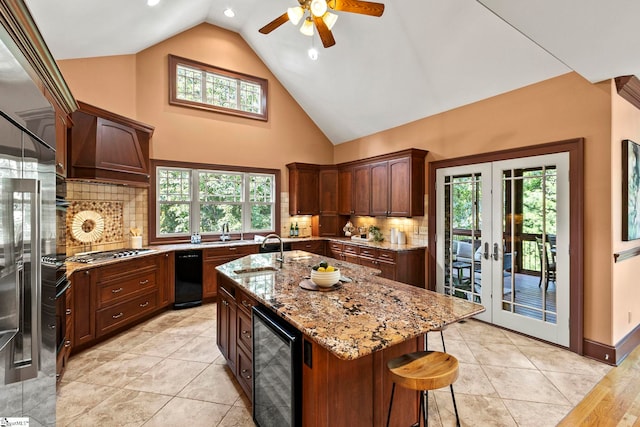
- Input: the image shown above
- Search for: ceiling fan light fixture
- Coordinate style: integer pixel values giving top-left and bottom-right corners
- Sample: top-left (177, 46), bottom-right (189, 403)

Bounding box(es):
top-left (322, 12), bottom-right (338, 30)
top-left (300, 18), bottom-right (314, 36)
top-left (223, 8), bottom-right (235, 18)
top-left (147, 0), bottom-right (160, 6)
top-left (287, 6), bottom-right (304, 25)
top-left (308, 47), bottom-right (319, 60)
top-left (310, 0), bottom-right (328, 17)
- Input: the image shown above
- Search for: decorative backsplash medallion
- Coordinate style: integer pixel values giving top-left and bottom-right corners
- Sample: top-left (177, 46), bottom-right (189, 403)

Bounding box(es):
top-left (67, 201), bottom-right (123, 246)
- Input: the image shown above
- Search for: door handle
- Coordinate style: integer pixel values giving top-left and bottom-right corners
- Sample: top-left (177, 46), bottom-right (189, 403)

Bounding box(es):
top-left (483, 242), bottom-right (490, 260)
top-left (493, 243), bottom-right (499, 261)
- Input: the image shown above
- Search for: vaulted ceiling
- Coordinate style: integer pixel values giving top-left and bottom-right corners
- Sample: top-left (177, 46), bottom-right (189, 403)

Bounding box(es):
top-left (24, 0), bottom-right (640, 144)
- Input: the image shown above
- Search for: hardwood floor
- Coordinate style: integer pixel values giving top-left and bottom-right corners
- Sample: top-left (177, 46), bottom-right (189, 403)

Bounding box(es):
top-left (559, 343), bottom-right (640, 426)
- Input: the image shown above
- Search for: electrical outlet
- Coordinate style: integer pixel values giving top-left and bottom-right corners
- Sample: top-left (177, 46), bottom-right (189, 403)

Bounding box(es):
top-left (419, 226), bottom-right (428, 234)
top-left (413, 226), bottom-right (419, 234)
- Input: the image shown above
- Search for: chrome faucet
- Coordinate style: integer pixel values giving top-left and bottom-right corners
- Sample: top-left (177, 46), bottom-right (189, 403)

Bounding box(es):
top-left (221, 223), bottom-right (230, 241)
top-left (261, 233), bottom-right (284, 265)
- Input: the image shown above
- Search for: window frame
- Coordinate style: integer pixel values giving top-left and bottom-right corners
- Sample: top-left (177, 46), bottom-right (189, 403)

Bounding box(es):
top-left (169, 54), bottom-right (268, 121)
top-left (150, 159), bottom-right (280, 244)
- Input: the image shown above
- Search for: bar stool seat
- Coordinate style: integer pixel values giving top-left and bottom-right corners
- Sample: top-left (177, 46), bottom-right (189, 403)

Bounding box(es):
top-left (387, 351), bottom-right (460, 427)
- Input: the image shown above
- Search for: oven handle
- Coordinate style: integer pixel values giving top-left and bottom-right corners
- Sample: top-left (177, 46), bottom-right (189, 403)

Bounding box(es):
top-left (56, 280), bottom-right (71, 299)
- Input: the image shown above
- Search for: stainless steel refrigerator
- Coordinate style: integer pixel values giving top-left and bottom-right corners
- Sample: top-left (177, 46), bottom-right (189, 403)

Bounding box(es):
top-left (0, 26), bottom-right (57, 426)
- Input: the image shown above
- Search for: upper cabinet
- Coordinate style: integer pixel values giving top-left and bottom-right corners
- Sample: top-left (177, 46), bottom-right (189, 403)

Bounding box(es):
top-left (340, 149), bottom-right (428, 217)
top-left (287, 163), bottom-right (319, 215)
top-left (319, 168), bottom-right (338, 215)
top-left (68, 101), bottom-right (154, 186)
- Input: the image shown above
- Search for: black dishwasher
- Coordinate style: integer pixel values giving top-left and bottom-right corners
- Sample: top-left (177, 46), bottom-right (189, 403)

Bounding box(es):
top-left (252, 306), bottom-right (302, 427)
top-left (174, 250), bottom-right (203, 309)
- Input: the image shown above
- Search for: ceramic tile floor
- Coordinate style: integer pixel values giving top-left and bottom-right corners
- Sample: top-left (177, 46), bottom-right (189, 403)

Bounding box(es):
top-left (56, 303), bottom-right (611, 426)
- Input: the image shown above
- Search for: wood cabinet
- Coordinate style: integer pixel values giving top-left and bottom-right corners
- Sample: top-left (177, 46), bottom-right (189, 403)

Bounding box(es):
top-left (291, 239), bottom-right (325, 256)
top-left (68, 101), bottom-right (154, 186)
top-left (338, 168), bottom-right (354, 215)
top-left (338, 149), bottom-right (428, 217)
top-left (353, 164), bottom-right (371, 216)
top-left (203, 245), bottom-right (258, 299)
top-left (56, 279), bottom-right (73, 386)
top-left (287, 163), bottom-right (319, 215)
top-left (319, 168), bottom-right (338, 215)
top-left (41, 87), bottom-right (71, 177)
top-left (216, 274), bottom-right (258, 400)
top-left (71, 253), bottom-right (171, 352)
top-left (325, 241), bottom-right (425, 287)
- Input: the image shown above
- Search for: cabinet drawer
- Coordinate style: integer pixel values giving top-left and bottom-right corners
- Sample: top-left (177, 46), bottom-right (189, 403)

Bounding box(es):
top-left (96, 291), bottom-right (157, 337)
top-left (237, 309), bottom-right (252, 354)
top-left (343, 244), bottom-right (359, 255)
top-left (237, 347), bottom-right (253, 397)
top-left (236, 288), bottom-right (257, 315)
top-left (377, 249), bottom-right (397, 263)
top-left (358, 247), bottom-right (377, 259)
top-left (328, 241), bottom-right (344, 253)
top-left (96, 255), bottom-right (158, 281)
top-left (204, 245), bottom-right (257, 259)
top-left (291, 240), bottom-right (324, 255)
top-left (97, 271), bottom-right (156, 307)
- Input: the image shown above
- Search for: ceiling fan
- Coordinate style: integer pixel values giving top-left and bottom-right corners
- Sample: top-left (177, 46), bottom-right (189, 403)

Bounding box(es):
top-left (259, 0), bottom-right (385, 48)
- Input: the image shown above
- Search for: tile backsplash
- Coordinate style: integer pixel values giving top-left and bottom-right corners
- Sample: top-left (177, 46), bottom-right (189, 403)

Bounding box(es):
top-left (280, 192), bottom-right (428, 246)
top-left (66, 181), bottom-right (148, 255)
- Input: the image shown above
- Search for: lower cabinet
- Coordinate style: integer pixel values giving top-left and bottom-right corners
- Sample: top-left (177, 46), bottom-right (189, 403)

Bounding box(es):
top-left (217, 273), bottom-right (258, 400)
top-left (290, 239), bottom-right (325, 256)
top-left (326, 241), bottom-right (425, 287)
top-left (71, 253), bottom-right (172, 352)
top-left (203, 245), bottom-right (258, 299)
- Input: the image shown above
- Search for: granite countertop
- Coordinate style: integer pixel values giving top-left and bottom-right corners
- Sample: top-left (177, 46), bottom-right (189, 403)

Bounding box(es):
top-left (216, 251), bottom-right (485, 361)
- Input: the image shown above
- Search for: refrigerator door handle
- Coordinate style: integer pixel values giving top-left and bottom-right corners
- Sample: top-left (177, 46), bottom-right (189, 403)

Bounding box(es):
top-left (5, 178), bottom-right (41, 384)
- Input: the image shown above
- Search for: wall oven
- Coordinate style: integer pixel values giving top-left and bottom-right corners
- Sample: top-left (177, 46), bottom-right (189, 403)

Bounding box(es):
top-left (252, 306), bottom-right (302, 427)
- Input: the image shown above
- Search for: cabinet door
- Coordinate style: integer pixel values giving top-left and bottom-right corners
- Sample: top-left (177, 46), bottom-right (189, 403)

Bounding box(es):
top-left (319, 169), bottom-right (338, 215)
top-left (73, 269), bottom-right (95, 346)
top-left (353, 165), bottom-right (371, 216)
top-left (318, 215), bottom-right (340, 237)
top-left (388, 157), bottom-right (412, 217)
top-left (289, 167), bottom-right (319, 215)
top-left (338, 168), bottom-right (354, 215)
top-left (377, 260), bottom-right (396, 280)
top-left (370, 161), bottom-right (389, 216)
top-left (217, 288), bottom-right (237, 372)
top-left (158, 252), bottom-right (174, 306)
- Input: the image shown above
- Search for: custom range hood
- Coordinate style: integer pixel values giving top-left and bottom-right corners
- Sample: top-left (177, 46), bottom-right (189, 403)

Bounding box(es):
top-left (68, 101), bottom-right (154, 186)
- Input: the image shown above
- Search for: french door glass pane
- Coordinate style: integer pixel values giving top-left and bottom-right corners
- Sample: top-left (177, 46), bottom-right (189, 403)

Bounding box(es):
top-left (500, 166), bottom-right (557, 324)
top-left (443, 174), bottom-right (482, 304)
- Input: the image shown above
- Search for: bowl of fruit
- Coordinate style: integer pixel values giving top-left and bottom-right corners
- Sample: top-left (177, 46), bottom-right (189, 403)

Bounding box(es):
top-left (310, 261), bottom-right (340, 288)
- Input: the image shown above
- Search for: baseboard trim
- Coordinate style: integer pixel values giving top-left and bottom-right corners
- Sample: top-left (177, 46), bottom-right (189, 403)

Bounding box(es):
top-left (583, 323), bottom-right (640, 366)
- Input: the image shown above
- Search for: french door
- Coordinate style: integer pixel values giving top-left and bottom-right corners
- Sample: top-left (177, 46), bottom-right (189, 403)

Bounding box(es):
top-left (435, 153), bottom-right (570, 346)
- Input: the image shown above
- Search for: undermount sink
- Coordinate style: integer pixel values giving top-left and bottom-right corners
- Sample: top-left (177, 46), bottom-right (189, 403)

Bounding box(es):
top-left (233, 266), bottom-right (279, 275)
top-left (201, 241), bottom-right (234, 246)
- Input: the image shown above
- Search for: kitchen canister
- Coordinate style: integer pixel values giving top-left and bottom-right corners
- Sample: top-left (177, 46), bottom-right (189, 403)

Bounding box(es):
top-left (397, 231), bottom-right (407, 245)
top-left (390, 227), bottom-right (397, 244)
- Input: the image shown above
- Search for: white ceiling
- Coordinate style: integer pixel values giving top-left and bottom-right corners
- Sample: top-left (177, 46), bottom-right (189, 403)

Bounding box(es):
top-left (23, 0), bottom-right (640, 144)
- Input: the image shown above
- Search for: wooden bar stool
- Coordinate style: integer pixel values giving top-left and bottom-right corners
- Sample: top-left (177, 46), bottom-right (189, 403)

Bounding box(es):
top-left (386, 350), bottom-right (460, 427)
top-left (425, 326), bottom-right (461, 426)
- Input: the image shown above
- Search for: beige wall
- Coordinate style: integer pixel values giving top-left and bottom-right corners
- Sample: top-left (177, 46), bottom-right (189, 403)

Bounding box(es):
top-left (335, 72), bottom-right (618, 346)
top-left (58, 23), bottom-right (334, 190)
top-left (611, 85), bottom-right (640, 343)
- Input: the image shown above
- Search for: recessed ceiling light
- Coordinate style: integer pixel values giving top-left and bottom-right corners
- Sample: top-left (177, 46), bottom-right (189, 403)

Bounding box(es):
top-left (147, 0), bottom-right (160, 6)
top-left (224, 8), bottom-right (235, 18)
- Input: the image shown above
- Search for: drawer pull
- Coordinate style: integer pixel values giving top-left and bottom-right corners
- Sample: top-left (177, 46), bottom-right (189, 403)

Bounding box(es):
top-left (140, 301), bottom-right (150, 308)
top-left (228, 247), bottom-right (237, 251)
top-left (242, 330), bottom-right (251, 338)
top-left (139, 279), bottom-right (149, 285)
top-left (241, 300), bottom-right (252, 308)
top-left (112, 287), bottom-right (124, 294)
top-left (66, 308), bottom-right (72, 315)
top-left (112, 312), bottom-right (124, 319)
top-left (48, 324), bottom-right (55, 330)
top-left (64, 340), bottom-right (71, 348)
top-left (241, 369), bottom-right (252, 379)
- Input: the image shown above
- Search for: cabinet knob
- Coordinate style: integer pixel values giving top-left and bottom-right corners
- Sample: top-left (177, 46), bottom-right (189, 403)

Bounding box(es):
top-left (57, 162), bottom-right (64, 169)
top-left (241, 300), bottom-right (252, 308)
top-left (66, 308), bottom-right (72, 315)
top-left (65, 340), bottom-right (71, 348)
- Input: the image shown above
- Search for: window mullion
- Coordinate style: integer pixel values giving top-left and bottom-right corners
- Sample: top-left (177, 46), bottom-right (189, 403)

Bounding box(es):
top-left (192, 171), bottom-right (200, 234)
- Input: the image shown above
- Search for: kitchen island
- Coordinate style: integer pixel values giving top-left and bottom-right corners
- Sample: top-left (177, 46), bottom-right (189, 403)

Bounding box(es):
top-left (216, 251), bottom-right (485, 427)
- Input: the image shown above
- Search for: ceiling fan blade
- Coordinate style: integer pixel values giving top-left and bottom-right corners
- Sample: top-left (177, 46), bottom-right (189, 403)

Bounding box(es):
top-left (313, 16), bottom-right (336, 48)
top-left (259, 12), bottom-right (290, 34)
top-left (330, 0), bottom-right (384, 17)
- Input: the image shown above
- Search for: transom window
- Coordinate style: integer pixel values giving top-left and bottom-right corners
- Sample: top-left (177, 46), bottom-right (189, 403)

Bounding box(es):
top-left (169, 54), bottom-right (268, 121)
top-left (155, 164), bottom-right (277, 239)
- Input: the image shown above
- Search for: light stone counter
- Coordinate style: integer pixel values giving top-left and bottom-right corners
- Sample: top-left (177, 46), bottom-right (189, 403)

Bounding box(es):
top-left (216, 250), bottom-right (484, 360)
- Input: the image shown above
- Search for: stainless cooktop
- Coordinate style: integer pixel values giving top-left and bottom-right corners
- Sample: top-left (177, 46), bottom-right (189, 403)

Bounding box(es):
top-left (66, 248), bottom-right (155, 264)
